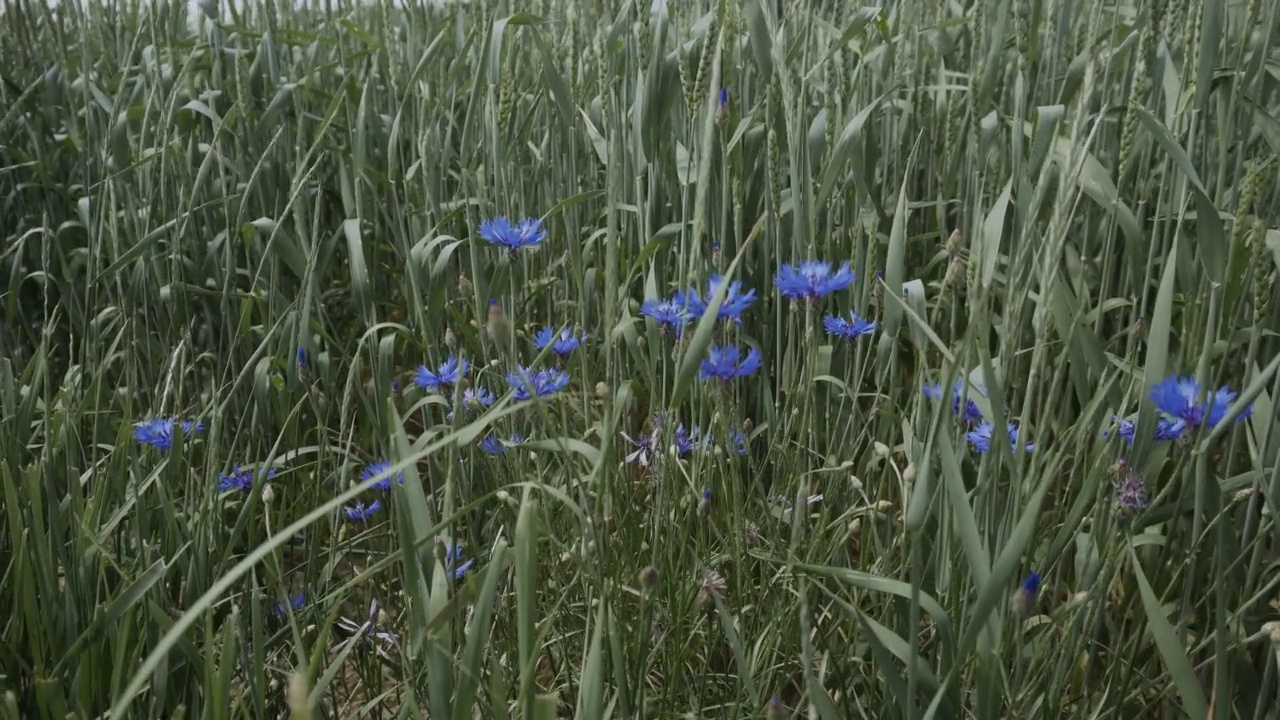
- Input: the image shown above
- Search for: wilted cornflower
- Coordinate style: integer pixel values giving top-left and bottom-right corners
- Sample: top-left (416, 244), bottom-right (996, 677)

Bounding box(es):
top-left (966, 422), bottom-right (1035, 454)
top-left (1115, 472), bottom-right (1149, 516)
top-left (344, 499), bottom-right (382, 522)
top-left (506, 366), bottom-right (571, 401)
top-left (361, 460), bottom-right (403, 491)
top-left (1107, 414), bottom-right (1187, 445)
top-left (456, 386), bottom-right (496, 415)
top-left (1014, 572), bottom-right (1040, 616)
top-left (480, 431), bottom-right (524, 455)
top-left (218, 464), bottom-right (277, 494)
top-left (133, 418), bottom-right (204, 452)
top-left (640, 297), bottom-right (691, 335)
top-left (744, 521), bottom-right (761, 548)
top-left (533, 326), bottom-right (584, 358)
top-left (697, 569), bottom-right (727, 605)
top-left (478, 216), bottom-right (546, 253)
top-left (682, 274), bottom-right (758, 325)
top-left (269, 593), bottom-right (306, 617)
top-left (923, 379), bottom-right (987, 425)
top-left (415, 356), bottom-right (469, 393)
top-left (699, 344), bottom-right (762, 382)
top-left (1150, 375), bottom-right (1252, 431)
top-left (823, 310), bottom-right (877, 340)
top-left (621, 427), bottom-right (657, 467)
top-left (336, 599), bottom-right (399, 658)
top-left (774, 260), bottom-right (855, 301)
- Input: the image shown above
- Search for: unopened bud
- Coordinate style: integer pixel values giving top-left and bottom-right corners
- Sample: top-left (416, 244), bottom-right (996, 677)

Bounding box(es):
top-left (262, 484), bottom-right (276, 505)
top-left (595, 381), bottom-right (610, 399)
top-left (873, 441), bottom-right (890, 458)
top-left (639, 565), bottom-right (659, 593)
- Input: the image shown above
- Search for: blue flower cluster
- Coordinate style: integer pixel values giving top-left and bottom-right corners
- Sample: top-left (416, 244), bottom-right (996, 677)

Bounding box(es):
top-left (133, 418), bottom-right (204, 452)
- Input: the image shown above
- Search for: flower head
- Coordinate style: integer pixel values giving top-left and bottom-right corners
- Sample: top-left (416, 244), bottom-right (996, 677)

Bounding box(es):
top-left (774, 260), bottom-right (855, 300)
top-left (621, 428), bottom-right (657, 467)
top-left (726, 427), bottom-right (750, 455)
top-left (506, 366), bottom-right (570, 401)
top-left (697, 569), bottom-right (727, 605)
top-left (966, 422), bottom-right (1035, 454)
top-left (344, 499), bottom-right (383, 522)
top-left (699, 344), bottom-right (762, 382)
top-left (533, 326), bottom-right (585, 358)
top-left (462, 386), bottom-right (496, 412)
top-left (478, 216), bottom-right (546, 252)
top-left (1150, 376), bottom-right (1252, 430)
top-left (923, 379), bottom-right (987, 424)
top-left (1014, 572), bottom-right (1040, 616)
top-left (133, 418), bottom-right (204, 452)
top-left (218, 464), bottom-right (277, 493)
top-left (682, 275), bottom-right (758, 324)
top-left (296, 348), bottom-right (308, 368)
top-left (270, 593), bottom-right (306, 617)
top-left (415, 356), bottom-right (469, 393)
top-left (698, 488), bottom-right (713, 515)
top-left (1108, 414), bottom-right (1188, 445)
top-left (361, 460), bottom-right (403, 491)
top-left (640, 297), bottom-right (691, 335)
top-left (444, 543), bottom-right (476, 579)
top-left (674, 424), bottom-right (707, 456)
top-left (480, 431), bottom-right (524, 455)
top-left (1115, 472), bottom-right (1149, 516)
top-left (823, 311), bottom-right (877, 340)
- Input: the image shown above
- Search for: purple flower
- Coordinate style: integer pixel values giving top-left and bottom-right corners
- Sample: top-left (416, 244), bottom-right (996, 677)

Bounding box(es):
top-left (445, 543), bottom-right (475, 579)
top-left (533, 326), bottom-right (585, 358)
top-left (726, 427), bottom-right (749, 455)
top-left (823, 311), bottom-right (876, 340)
top-left (674, 424), bottom-right (708, 456)
top-left (478, 216), bottom-right (546, 252)
top-left (217, 464), bottom-right (277, 493)
top-left (699, 344), bottom-right (762, 382)
top-left (1150, 376), bottom-right (1252, 430)
top-left (1115, 472), bottom-right (1149, 515)
top-left (133, 418), bottom-right (204, 452)
top-left (506, 366), bottom-right (570, 401)
top-left (621, 428), bottom-right (657, 467)
top-left (966, 422), bottom-right (1035, 454)
top-left (1108, 415), bottom-right (1188, 445)
top-left (361, 460), bottom-right (403, 491)
top-left (774, 261), bottom-right (855, 300)
top-left (415, 356), bottom-right (469, 393)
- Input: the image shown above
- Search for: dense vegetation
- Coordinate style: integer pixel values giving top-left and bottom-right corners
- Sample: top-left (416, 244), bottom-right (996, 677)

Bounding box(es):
top-left (2, 0), bottom-right (1278, 717)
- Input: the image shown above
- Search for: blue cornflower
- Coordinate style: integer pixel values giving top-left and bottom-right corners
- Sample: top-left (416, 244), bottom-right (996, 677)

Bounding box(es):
top-left (683, 275), bottom-right (759, 324)
top-left (1108, 415), bottom-right (1188, 445)
top-left (621, 428), bottom-right (657, 467)
top-left (966, 422), bottom-right (1035, 454)
top-left (717, 87), bottom-right (728, 111)
top-left (823, 311), bottom-right (876, 340)
top-left (640, 297), bottom-right (690, 334)
top-left (344, 499), bottom-right (382, 522)
top-left (726, 427), bottom-right (749, 455)
top-left (478, 216), bottom-right (546, 252)
top-left (415, 356), bottom-right (469, 393)
top-left (699, 344), bottom-right (762, 382)
top-left (461, 387), bottom-right (496, 411)
top-left (270, 593), bottom-right (306, 616)
top-left (774, 260), bottom-right (855, 301)
top-left (480, 432), bottom-right (524, 455)
top-left (674, 424), bottom-right (707, 456)
top-left (217, 464), bottom-right (277, 493)
top-left (296, 348), bottom-right (308, 368)
top-left (133, 418), bottom-right (204, 452)
top-left (1015, 572), bottom-right (1040, 616)
top-left (361, 460), bottom-right (403, 491)
top-left (533, 326), bottom-right (585, 358)
top-left (1150, 375), bottom-right (1252, 430)
top-left (506, 366), bottom-right (570, 401)
top-left (698, 488), bottom-right (713, 515)
top-left (445, 543), bottom-right (476, 579)
top-left (923, 379), bottom-right (987, 424)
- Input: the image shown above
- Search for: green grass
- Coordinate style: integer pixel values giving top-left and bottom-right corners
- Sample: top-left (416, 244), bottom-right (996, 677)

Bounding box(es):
top-left (1, 0), bottom-right (1278, 717)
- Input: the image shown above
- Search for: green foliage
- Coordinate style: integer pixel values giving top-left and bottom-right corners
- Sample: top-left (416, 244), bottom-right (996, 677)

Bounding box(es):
top-left (1, 0), bottom-right (1278, 718)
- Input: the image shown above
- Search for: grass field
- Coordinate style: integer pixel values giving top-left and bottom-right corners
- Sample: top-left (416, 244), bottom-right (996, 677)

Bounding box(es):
top-left (2, 0), bottom-right (1279, 718)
